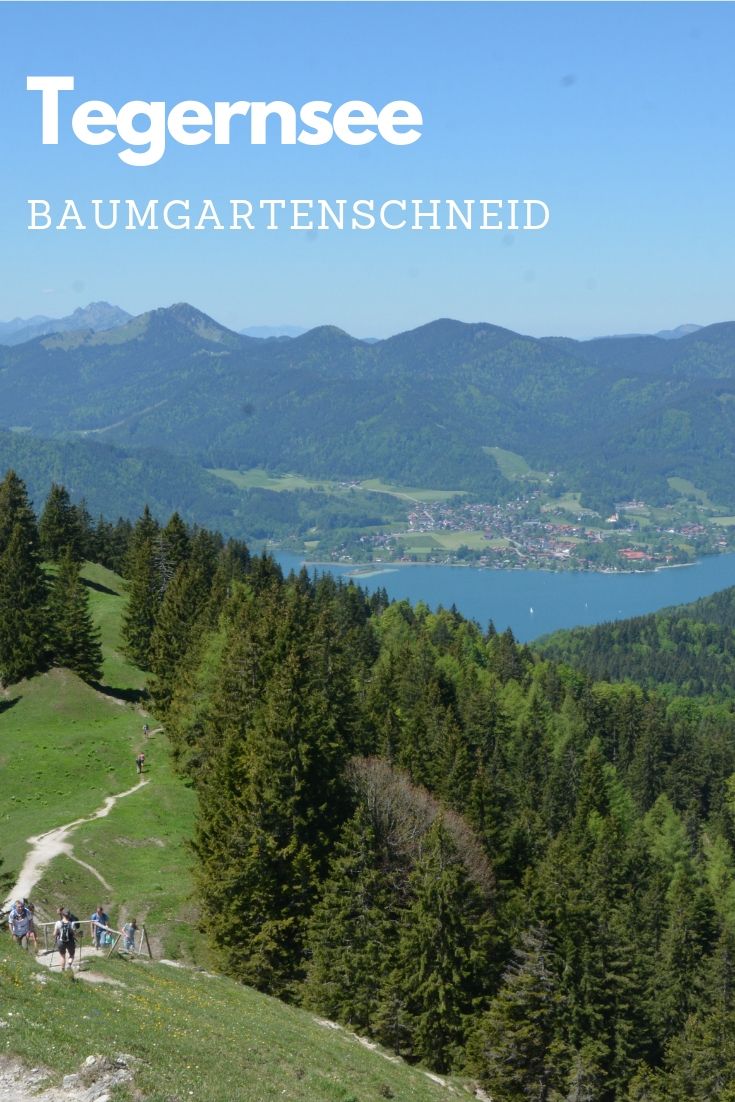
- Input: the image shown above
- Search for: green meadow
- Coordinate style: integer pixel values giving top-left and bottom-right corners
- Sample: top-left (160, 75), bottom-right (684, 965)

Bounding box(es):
top-left (1, 562), bottom-right (199, 959)
top-left (210, 467), bottom-right (466, 505)
top-left (1, 951), bottom-right (462, 1102)
top-left (209, 467), bottom-right (336, 493)
top-left (483, 445), bottom-right (549, 483)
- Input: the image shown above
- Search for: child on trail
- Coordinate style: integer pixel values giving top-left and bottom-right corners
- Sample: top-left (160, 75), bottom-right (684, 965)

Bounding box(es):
top-left (9, 900), bottom-right (33, 948)
top-left (54, 909), bottom-right (76, 973)
top-left (122, 918), bottom-right (138, 953)
top-left (90, 904), bottom-right (110, 949)
top-left (136, 752), bottom-right (145, 774)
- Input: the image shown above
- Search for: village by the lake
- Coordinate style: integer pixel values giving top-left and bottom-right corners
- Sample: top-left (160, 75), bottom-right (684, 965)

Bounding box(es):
top-left (306, 484), bottom-right (735, 572)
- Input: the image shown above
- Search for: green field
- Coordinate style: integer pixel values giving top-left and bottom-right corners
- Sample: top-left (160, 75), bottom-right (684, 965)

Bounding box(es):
top-left (484, 445), bottom-right (549, 483)
top-left (1, 562), bottom-right (199, 961)
top-left (543, 492), bottom-right (596, 517)
top-left (713, 516), bottom-right (735, 527)
top-left (667, 476), bottom-right (722, 511)
top-left (1, 951), bottom-right (461, 1102)
top-left (210, 468), bottom-right (464, 506)
top-left (209, 467), bottom-right (334, 492)
top-left (360, 478), bottom-right (465, 503)
top-left (432, 530), bottom-right (491, 551)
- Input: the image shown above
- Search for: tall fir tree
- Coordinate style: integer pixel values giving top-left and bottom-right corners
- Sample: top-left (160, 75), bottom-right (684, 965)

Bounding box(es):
top-left (38, 483), bottom-right (83, 562)
top-left (0, 472), bottom-right (48, 685)
top-left (303, 805), bottom-right (402, 1032)
top-left (469, 924), bottom-right (566, 1102)
top-left (121, 536), bottom-right (160, 669)
top-left (148, 531), bottom-right (218, 714)
top-left (47, 548), bottom-right (102, 682)
top-left (393, 818), bottom-right (494, 1071)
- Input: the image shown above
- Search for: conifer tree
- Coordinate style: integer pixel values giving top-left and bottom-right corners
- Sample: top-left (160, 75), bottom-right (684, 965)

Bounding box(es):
top-left (662, 928), bottom-right (735, 1100)
top-left (153, 512), bottom-right (190, 598)
top-left (121, 535), bottom-right (160, 669)
top-left (469, 924), bottom-right (566, 1102)
top-left (38, 483), bottom-right (83, 561)
top-left (0, 472), bottom-right (49, 685)
top-left (0, 469), bottom-right (39, 554)
top-left (303, 805), bottom-right (401, 1032)
top-left (195, 580), bottom-right (355, 995)
top-left (148, 532), bottom-right (217, 713)
top-left (652, 864), bottom-right (717, 1041)
top-left (123, 506), bottom-right (159, 578)
top-left (47, 548), bottom-right (102, 681)
top-left (394, 818), bottom-right (493, 1071)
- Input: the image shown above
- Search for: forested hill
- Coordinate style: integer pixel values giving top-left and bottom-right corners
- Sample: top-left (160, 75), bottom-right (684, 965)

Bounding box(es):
top-left (538, 584), bottom-right (735, 699)
top-left (0, 428), bottom-right (407, 545)
top-left (4, 468), bottom-right (735, 1099)
top-left (131, 497), bottom-right (735, 1100)
top-left (4, 304), bottom-right (735, 507)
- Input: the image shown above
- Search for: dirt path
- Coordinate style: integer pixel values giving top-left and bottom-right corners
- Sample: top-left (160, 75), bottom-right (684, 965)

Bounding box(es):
top-left (4, 779), bottom-right (149, 908)
top-left (0, 1053), bottom-right (137, 1102)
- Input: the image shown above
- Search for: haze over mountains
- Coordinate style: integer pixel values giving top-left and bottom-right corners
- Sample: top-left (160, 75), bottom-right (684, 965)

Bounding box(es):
top-left (2, 302), bottom-right (735, 519)
top-left (0, 301), bottom-right (131, 345)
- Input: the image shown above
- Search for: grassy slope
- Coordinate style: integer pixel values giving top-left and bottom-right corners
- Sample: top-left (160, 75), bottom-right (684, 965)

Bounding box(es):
top-left (1, 562), bottom-right (199, 958)
top-left (1, 563), bottom-right (470, 1101)
top-left (1, 952), bottom-right (463, 1102)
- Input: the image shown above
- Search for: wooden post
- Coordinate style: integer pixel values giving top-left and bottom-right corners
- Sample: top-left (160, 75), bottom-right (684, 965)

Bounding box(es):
top-left (142, 925), bottom-right (153, 959)
top-left (106, 932), bottom-right (122, 959)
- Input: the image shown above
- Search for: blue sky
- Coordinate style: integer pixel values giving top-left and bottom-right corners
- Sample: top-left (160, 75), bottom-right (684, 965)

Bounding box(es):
top-left (1, 1), bottom-right (734, 337)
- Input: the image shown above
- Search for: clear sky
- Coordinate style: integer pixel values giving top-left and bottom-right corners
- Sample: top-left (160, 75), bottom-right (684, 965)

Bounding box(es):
top-left (1, 1), bottom-right (734, 338)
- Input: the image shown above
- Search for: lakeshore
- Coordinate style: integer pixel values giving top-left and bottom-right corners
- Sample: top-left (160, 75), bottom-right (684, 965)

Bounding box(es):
top-left (275, 550), bottom-right (735, 643)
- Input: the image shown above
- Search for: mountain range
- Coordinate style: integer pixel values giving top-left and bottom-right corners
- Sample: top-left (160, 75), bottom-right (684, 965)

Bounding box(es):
top-left (0, 301), bottom-right (131, 346)
top-left (2, 302), bottom-right (735, 513)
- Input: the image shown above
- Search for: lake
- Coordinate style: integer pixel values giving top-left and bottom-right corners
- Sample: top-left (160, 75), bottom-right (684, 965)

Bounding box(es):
top-left (274, 553), bottom-right (735, 642)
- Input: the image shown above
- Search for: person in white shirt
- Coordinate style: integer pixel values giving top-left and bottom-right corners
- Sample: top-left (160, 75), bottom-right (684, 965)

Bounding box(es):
top-left (9, 900), bottom-right (32, 948)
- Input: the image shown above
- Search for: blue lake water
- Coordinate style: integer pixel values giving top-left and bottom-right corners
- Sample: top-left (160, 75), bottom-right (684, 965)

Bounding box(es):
top-left (274, 552), bottom-right (735, 642)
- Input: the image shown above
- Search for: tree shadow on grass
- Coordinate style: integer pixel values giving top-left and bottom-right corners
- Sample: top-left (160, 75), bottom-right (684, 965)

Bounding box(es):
top-left (83, 578), bottom-right (120, 597)
top-left (91, 682), bottom-right (146, 705)
top-left (0, 695), bottom-right (21, 716)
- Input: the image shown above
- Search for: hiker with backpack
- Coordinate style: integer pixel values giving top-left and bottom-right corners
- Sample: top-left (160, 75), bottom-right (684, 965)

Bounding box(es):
top-left (54, 909), bottom-right (76, 971)
top-left (136, 752), bottom-right (145, 774)
top-left (8, 899), bottom-right (33, 949)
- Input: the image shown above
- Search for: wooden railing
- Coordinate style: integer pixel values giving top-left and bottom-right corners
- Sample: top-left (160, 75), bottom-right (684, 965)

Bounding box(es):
top-left (31, 919), bottom-right (153, 961)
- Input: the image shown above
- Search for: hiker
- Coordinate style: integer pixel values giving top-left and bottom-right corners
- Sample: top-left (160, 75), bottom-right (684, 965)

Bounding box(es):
top-left (122, 917), bottom-right (138, 953)
top-left (25, 901), bottom-right (38, 953)
top-left (143, 723), bottom-right (150, 738)
top-left (136, 752), bottom-right (145, 774)
top-left (90, 904), bottom-right (110, 949)
top-left (9, 900), bottom-right (33, 948)
top-left (54, 909), bottom-right (76, 972)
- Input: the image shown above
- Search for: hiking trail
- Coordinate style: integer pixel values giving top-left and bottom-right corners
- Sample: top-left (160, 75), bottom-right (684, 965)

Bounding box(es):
top-left (4, 779), bottom-right (149, 908)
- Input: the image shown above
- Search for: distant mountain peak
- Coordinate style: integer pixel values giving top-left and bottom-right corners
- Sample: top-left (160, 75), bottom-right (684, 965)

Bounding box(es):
top-left (655, 323), bottom-right (702, 340)
top-left (0, 302), bottom-right (131, 346)
top-left (143, 303), bottom-right (240, 345)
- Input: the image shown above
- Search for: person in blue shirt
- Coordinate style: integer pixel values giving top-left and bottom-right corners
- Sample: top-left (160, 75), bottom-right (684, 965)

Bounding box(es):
top-left (122, 917), bottom-right (138, 953)
top-left (90, 905), bottom-right (110, 948)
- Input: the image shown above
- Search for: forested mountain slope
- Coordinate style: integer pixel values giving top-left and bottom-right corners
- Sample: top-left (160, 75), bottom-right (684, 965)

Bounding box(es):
top-left (4, 306), bottom-right (735, 506)
top-left (3, 467), bottom-right (735, 1099)
top-left (539, 583), bottom-right (735, 698)
top-left (0, 428), bottom-right (405, 544)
